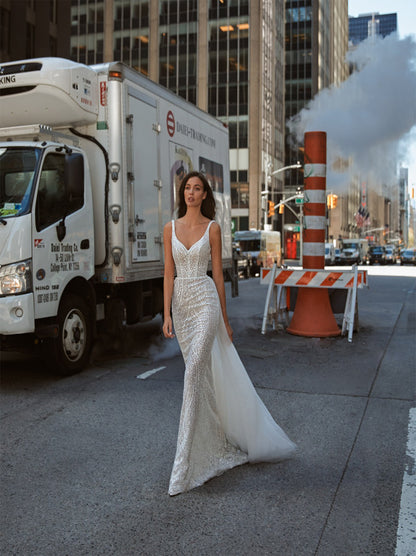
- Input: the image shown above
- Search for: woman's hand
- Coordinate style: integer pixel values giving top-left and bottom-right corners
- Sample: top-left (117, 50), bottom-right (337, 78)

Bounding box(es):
top-left (163, 316), bottom-right (175, 339)
top-left (225, 321), bottom-right (233, 343)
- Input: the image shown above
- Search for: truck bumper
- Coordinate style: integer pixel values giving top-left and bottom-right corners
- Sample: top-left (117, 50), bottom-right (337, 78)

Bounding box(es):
top-left (0, 293), bottom-right (35, 334)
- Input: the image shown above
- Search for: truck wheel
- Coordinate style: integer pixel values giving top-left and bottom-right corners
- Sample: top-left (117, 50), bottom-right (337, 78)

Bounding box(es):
top-left (48, 294), bottom-right (92, 376)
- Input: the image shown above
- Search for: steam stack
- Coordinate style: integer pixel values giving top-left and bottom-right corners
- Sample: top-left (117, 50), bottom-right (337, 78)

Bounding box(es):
top-left (287, 131), bottom-right (341, 337)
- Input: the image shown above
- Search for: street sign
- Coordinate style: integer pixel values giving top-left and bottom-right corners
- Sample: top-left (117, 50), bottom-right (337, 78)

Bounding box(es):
top-left (295, 197), bottom-right (305, 204)
top-left (293, 225), bottom-right (300, 232)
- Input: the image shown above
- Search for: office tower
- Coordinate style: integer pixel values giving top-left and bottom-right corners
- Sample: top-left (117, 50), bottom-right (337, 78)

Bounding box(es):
top-left (283, 0), bottom-right (349, 250)
top-left (0, 0), bottom-right (71, 62)
top-left (70, 0), bottom-right (286, 232)
top-left (349, 12), bottom-right (397, 45)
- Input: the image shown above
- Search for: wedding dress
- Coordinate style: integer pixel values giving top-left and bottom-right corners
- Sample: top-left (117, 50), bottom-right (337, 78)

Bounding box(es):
top-left (169, 220), bottom-right (296, 496)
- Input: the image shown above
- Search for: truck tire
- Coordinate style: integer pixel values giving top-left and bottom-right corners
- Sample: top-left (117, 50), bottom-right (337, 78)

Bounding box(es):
top-left (47, 293), bottom-right (92, 376)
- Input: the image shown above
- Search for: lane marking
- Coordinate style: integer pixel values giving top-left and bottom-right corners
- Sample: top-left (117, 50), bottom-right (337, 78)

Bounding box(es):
top-left (136, 366), bottom-right (166, 380)
top-left (395, 406), bottom-right (416, 556)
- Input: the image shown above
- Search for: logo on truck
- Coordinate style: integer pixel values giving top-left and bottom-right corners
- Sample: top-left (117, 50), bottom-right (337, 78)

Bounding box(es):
top-left (167, 110), bottom-right (175, 137)
top-left (100, 82), bottom-right (107, 106)
top-left (0, 75), bottom-right (16, 85)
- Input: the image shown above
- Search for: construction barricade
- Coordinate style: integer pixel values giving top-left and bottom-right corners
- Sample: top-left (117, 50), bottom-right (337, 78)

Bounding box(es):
top-left (260, 264), bottom-right (369, 342)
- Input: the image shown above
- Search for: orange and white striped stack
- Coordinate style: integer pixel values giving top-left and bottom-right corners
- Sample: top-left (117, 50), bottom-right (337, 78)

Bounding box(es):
top-left (287, 130), bottom-right (340, 337)
top-left (303, 131), bottom-right (327, 270)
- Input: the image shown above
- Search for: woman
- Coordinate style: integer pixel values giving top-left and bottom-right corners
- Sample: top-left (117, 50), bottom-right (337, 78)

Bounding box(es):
top-left (163, 171), bottom-right (296, 496)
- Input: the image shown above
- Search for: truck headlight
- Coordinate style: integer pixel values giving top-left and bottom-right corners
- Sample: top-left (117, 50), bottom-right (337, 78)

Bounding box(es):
top-left (0, 260), bottom-right (32, 296)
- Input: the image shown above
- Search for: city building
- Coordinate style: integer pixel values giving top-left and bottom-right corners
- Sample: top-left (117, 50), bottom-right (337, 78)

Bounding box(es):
top-left (1, 0), bottom-right (350, 247)
top-left (0, 0), bottom-right (71, 62)
top-left (349, 11), bottom-right (397, 46)
top-left (399, 167), bottom-right (410, 246)
top-left (70, 0), bottom-right (286, 233)
top-left (283, 0), bottom-right (349, 255)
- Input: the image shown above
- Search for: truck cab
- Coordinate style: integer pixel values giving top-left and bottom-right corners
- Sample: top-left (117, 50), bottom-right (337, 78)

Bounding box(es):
top-left (0, 138), bottom-right (95, 371)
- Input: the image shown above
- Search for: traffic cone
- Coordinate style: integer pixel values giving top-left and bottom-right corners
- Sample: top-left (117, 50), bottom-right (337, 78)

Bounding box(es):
top-left (287, 288), bottom-right (340, 337)
top-left (287, 131), bottom-right (340, 337)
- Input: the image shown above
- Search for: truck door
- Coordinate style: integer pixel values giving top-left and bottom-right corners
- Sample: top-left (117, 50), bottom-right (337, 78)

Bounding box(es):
top-left (127, 91), bottom-right (160, 263)
top-left (32, 149), bottom-right (93, 319)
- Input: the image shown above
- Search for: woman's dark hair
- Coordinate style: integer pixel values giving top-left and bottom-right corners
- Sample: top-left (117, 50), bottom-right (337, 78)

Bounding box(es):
top-left (177, 171), bottom-right (216, 219)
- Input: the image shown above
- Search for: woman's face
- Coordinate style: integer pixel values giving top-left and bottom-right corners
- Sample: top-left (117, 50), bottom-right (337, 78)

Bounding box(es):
top-left (183, 176), bottom-right (207, 209)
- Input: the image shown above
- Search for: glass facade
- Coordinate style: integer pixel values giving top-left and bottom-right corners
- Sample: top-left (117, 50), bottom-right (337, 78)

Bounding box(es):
top-left (71, 0), bottom-right (150, 73)
top-left (349, 12), bottom-right (397, 46)
top-left (159, 0), bottom-right (197, 103)
top-left (69, 0), bottom-right (286, 232)
top-left (208, 0), bottom-right (249, 216)
top-left (285, 2), bottom-right (313, 120)
top-left (71, 0), bottom-right (105, 65)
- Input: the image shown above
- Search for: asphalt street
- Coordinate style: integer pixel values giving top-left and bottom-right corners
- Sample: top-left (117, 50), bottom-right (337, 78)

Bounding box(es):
top-left (1, 265), bottom-right (415, 556)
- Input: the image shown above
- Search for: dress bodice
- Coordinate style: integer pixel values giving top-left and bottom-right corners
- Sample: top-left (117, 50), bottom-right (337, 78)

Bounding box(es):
top-left (172, 220), bottom-right (214, 278)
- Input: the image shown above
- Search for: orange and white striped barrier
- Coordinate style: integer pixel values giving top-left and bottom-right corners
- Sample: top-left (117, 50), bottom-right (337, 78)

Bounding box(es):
top-left (260, 267), bottom-right (368, 289)
top-left (261, 264), bottom-right (369, 342)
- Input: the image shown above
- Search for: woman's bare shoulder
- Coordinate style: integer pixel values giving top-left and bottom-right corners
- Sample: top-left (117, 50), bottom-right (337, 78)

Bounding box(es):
top-left (163, 220), bottom-right (173, 238)
top-left (210, 221), bottom-right (221, 233)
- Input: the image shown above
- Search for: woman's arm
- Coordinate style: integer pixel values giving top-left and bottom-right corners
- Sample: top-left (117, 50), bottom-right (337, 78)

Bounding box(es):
top-left (162, 221), bottom-right (175, 339)
top-left (210, 222), bottom-right (233, 342)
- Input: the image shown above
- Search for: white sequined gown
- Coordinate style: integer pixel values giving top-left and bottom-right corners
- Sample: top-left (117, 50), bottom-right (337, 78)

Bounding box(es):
top-left (169, 220), bottom-right (296, 496)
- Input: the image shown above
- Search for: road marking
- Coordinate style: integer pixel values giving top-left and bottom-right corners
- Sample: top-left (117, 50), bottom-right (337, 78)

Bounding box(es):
top-left (136, 366), bottom-right (166, 380)
top-left (395, 406), bottom-right (416, 556)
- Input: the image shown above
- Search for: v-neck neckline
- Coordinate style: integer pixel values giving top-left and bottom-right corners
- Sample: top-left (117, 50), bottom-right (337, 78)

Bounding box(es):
top-left (173, 220), bottom-right (212, 252)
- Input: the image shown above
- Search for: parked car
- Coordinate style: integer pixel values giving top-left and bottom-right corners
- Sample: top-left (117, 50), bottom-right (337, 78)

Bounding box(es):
top-left (384, 246), bottom-right (398, 264)
top-left (368, 245), bottom-right (386, 265)
top-left (400, 248), bottom-right (416, 265)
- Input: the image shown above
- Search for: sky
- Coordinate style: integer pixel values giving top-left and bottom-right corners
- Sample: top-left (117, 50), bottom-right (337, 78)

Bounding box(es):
top-left (348, 0), bottom-right (416, 191)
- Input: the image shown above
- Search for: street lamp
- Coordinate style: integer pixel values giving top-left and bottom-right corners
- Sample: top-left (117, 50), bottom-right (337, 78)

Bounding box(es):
top-left (270, 162), bottom-right (302, 177)
top-left (262, 162), bottom-right (302, 231)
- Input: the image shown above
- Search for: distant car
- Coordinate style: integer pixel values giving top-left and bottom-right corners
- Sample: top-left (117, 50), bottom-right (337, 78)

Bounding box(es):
top-left (368, 245), bottom-right (386, 265)
top-left (384, 246), bottom-right (397, 264)
top-left (334, 248), bottom-right (341, 264)
top-left (400, 248), bottom-right (416, 265)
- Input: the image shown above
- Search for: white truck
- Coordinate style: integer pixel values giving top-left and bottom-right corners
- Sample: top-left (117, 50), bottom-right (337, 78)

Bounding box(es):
top-left (234, 230), bottom-right (281, 277)
top-left (339, 238), bottom-right (369, 265)
top-left (0, 57), bottom-right (232, 374)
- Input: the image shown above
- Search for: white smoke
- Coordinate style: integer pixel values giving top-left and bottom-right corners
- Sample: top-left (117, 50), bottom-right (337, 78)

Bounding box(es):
top-left (288, 34), bottom-right (416, 192)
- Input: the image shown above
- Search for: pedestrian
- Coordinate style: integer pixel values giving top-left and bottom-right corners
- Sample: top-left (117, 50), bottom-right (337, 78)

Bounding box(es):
top-left (163, 170), bottom-right (296, 496)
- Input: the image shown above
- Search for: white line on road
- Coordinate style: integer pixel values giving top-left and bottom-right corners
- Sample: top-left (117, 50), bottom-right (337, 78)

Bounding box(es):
top-left (395, 406), bottom-right (416, 556)
top-left (136, 366), bottom-right (166, 380)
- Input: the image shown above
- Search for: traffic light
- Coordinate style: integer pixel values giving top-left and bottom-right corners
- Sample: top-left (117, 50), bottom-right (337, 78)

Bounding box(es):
top-left (327, 194), bottom-right (338, 209)
top-left (279, 203), bottom-right (284, 214)
top-left (268, 200), bottom-right (275, 217)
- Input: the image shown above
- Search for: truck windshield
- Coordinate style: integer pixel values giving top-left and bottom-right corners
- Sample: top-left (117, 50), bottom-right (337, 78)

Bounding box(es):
top-left (239, 240), bottom-right (261, 252)
top-left (0, 147), bottom-right (40, 218)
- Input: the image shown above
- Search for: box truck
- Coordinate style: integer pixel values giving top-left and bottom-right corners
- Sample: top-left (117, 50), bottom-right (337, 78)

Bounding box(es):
top-left (0, 58), bottom-right (232, 374)
top-left (234, 230), bottom-right (281, 277)
top-left (339, 238), bottom-right (369, 265)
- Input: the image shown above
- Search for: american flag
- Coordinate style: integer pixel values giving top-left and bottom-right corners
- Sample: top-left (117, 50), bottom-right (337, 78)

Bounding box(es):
top-left (355, 206), bottom-right (370, 228)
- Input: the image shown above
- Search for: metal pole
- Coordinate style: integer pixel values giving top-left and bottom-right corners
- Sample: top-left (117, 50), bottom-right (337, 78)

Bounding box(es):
top-left (300, 204), bottom-right (303, 266)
